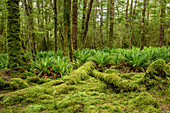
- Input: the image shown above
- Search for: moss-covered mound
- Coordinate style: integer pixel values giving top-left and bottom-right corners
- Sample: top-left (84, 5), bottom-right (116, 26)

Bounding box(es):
top-left (127, 92), bottom-right (163, 113)
top-left (145, 59), bottom-right (170, 79)
top-left (140, 59), bottom-right (170, 89)
top-left (10, 78), bottom-right (29, 90)
top-left (91, 69), bottom-right (139, 92)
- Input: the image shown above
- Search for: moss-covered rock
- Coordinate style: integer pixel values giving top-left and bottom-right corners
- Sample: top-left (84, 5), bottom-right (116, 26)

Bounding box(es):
top-left (10, 78), bottom-right (29, 90)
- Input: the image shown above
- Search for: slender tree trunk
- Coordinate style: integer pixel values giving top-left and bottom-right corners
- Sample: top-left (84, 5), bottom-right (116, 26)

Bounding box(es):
top-left (92, 0), bottom-right (98, 49)
top-left (72, 0), bottom-right (78, 50)
top-left (28, 0), bottom-right (36, 56)
top-left (141, 0), bottom-right (146, 49)
top-left (106, 0), bottom-right (110, 40)
top-left (54, 0), bottom-right (57, 51)
top-left (147, 0), bottom-right (150, 20)
top-left (125, 0), bottom-right (129, 28)
top-left (7, 0), bottom-right (25, 68)
top-left (81, 0), bottom-right (87, 48)
top-left (109, 0), bottom-right (115, 49)
top-left (64, 0), bottom-right (73, 61)
top-left (100, 0), bottom-right (104, 47)
top-left (82, 0), bottom-right (94, 48)
top-left (159, 0), bottom-right (166, 47)
top-left (128, 0), bottom-right (133, 48)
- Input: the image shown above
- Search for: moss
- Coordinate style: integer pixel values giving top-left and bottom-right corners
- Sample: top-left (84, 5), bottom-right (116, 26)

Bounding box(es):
top-left (22, 104), bottom-right (46, 112)
top-left (145, 59), bottom-right (169, 79)
top-left (41, 79), bottom-right (64, 86)
top-left (0, 78), bottom-right (5, 88)
top-left (62, 61), bottom-right (95, 85)
top-left (0, 94), bottom-right (4, 99)
top-left (111, 106), bottom-right (123, 113)
top-left (27, 76), bottom-right (40, 83)
top-left (7, 0), bottom-right (26, 68)
top-left (91, 70), bottom-right (139, 92)
top-left (128, 92), bottom-right (162, 112)
top-left (104, 69), bottom-right (120, 74)
top-left (39, 94), bottom-right (54, 100)
top-left (121, 73), bottom-right (144, 80)
top-left (102, 104), bottom-right (110, 109)
top-left (139, 59), bottom-right (170, 89)
top-left (10, 78), bottom-right (29, 89)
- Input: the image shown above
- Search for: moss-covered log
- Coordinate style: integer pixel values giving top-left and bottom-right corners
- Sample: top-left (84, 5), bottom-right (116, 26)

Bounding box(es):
top-left (7, 0), bottom-right (25, 68)
top-left (0, 61), bottom-right (95, 107)
top-left (62, 61), bottom-right (95, 85)
top-left (91, 70), bottom-right (139, 92)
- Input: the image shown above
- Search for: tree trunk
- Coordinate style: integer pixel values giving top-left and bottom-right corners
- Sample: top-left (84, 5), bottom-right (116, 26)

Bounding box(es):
top-left (100, 0), bottom-right (104, 47)
top-left (28, 0), bottom-right (36, 56)
top-left (82, 0), bottom-right (94, 48)
top-left (106, 0), bottom-right (110, 40)
top-left (7, 0), bottom-right (25, 68)
top-left (125, 0), bottom-right (129, 28)
top-left (128, 0), bottom-right (133, 48)
top-left (64, 0), bottom-right (73, 61)
top-left (54, 0), bottom-right (58, 51)
top-left (81, 0), bottom-right (87, 48)
top-left (109, 0), bottom-right (115, 49)
top-left (141, 0), bottom-right (146, 49)
top-left (159, 0), bottom-right (166, 47)
top-left (147, 0), bottom-right (150, 20)
top-left (72, 0), bottom-right (78, 50)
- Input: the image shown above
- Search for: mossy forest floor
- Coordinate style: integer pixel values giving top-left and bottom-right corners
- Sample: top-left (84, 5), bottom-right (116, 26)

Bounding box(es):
top-left (0, 61), bottom-right (169, 113)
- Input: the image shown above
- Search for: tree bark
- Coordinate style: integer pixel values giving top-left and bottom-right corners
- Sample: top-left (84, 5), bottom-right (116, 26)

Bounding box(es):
top-left (54, 0), bottom-right (58, 51)
top-left (7, 0), bottom-right (25, 68)
top-left (64, 0), bottom-right (73, 61)
top-left (109, 0), bottom-right (115, 49)
top-left (82, 0), bottom-right (94, 48)
top-left (128, 0), bottom-right (133, 48)
top-left (72, 0), bottom-right (78, 50)
top-left (81, 0), bottom-right (87, 48)
top-left (100, 0), bottom-right (104, 47)
top-left (159, 0), bottom-right (166, 47)
top-left (141, 0), bottom-right (146, 49)
top-left (125, 0), bottom-right (129, 28)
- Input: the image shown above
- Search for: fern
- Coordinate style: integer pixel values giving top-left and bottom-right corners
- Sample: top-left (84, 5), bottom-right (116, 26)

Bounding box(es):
top-left (0, 53), bottom-right (8, 70)
top-left (52, 56), bottom-right (73, 77)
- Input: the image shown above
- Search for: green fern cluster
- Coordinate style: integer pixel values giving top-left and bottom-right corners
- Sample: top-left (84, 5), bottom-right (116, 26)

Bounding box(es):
top-left (30, 52), bottom-right (72, 78)
top-left (0, 53), bottom-right (7, 70)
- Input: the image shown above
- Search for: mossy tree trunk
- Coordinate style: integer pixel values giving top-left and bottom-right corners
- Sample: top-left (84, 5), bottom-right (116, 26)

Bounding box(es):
top-left (109, 0), bottom-right (115, 49)
top-left (159, 0), bottom-right (166, 47)
top-left (64, 0), bottom-right (73, 62)
top-left (72, 0), bottom-right (78, 50)
top-left (7, 0), bottom-right (25, 68)
top-left (54, 0), bottom-right (58, 52)
top-left (141, 0), bottom-right (146, 49)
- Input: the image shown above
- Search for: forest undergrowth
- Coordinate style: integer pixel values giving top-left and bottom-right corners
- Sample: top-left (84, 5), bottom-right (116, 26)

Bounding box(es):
top-left (0, 47), bottom-right (169, 113)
